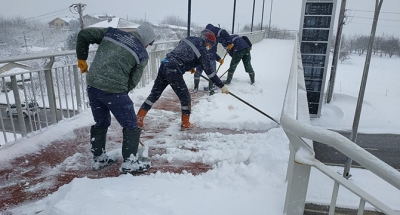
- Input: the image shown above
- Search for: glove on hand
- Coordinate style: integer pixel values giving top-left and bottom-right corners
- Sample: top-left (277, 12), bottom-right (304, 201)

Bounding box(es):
top-left (218, 59), bottom-right (224, 65)
top-left (78, 59), bottom-right (88, 73)
top-left (221, 85), bottom-right (229, 94)
top-left (190, 69), bottom-right (196, 74)
top-left (227, 43), bottom-right (234, 51)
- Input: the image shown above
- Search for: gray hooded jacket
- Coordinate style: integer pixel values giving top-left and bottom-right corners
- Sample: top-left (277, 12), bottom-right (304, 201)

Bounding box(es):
top-left (76, 22), bottom-right (156, 93)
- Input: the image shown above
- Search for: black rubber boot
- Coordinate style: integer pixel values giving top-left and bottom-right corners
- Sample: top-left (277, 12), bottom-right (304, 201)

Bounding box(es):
top-left (90, 126), bottom-right (107, 157)
top-left (194, 79), bottom-right (200, 91)
top-left (249, 72), bottom-right (255, 84)
top-left (121, 128), bottom-right (141, 161)
top-left (208, 81), bottom-right (215, 95)
top-left (120, 128), bottom-right (151, 173)
top-left (90, 126), bottom-right (114, 171)
top-left (223, 73), bottom-right (233, 85)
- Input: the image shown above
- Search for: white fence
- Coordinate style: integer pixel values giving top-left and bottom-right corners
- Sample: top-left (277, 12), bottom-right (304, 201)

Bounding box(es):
top-left (281, 35), bottom-right (400, 215)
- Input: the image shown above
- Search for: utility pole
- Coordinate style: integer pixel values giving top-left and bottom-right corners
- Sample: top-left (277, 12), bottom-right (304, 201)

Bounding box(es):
top-left (23, 31), bottom-right (28, 53)
top-left (268, 0), bottom-right (273, 38)
top-left (342, 0), bottom-right (384, 179)
top-left (42, 32), bottom-right (45, 46)
top-left (261, 0), bottom-right (266, 31)
top-left (232, 0), bottom-right (236, 34)
top-left (187, 0), bottom-right (191, 37)
top-left (251, 0), bottom-right (255, 32)
top-left (326, 0), bottom-right (347, 103)
top-left (70, 3), bottom-right (86, 30)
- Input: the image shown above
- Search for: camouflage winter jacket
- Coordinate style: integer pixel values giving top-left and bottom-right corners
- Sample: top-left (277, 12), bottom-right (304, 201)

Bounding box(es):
top-left (76, 27), bottom-right (149, 93)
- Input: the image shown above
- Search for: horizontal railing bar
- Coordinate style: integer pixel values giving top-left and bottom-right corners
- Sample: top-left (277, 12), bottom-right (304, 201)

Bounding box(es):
top-left (313, 161), bottom-right (398, 215)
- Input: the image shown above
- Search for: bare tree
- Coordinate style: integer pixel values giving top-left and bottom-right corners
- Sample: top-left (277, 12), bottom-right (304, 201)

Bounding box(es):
top-left (381, 36), bottom-right (399, 58)
top-left (160, 15), bottom-right (186, 27)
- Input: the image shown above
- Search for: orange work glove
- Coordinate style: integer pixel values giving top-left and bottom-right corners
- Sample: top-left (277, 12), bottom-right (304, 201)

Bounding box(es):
top-left (218, 59), bottom-right (224, 65)
top-left (190, 69), bottom-right (196, 74)
top-left (77, 59), bottom-right (88, 73)
top-left (227, 43), bottom-right (234, 51)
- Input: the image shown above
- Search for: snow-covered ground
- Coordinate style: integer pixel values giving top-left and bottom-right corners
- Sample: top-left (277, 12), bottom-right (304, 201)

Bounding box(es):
top-left (2, 38), bottom-right (399, 214)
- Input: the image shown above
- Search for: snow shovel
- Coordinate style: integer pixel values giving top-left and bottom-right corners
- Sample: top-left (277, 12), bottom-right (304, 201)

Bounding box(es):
top-left (138, 140), bottom-right (149, 162)
top-left (219, 70), bottom-right (228, 79)
top-left (199, 74), bottom-right (280, 125)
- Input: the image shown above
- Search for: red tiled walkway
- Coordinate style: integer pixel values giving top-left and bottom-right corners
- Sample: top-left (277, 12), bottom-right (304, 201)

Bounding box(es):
top-left (0, 89), bottom-right (259, 212)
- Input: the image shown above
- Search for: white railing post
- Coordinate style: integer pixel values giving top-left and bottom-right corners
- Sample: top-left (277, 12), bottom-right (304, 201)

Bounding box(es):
top-left (11, 75), bottom-right (28, 137)
top-left (44, 57), bottom-right (58, 124)
top-left (283, 133), bottom-right (312, 215)
top-left (73, 65), bottom-right (82, 113)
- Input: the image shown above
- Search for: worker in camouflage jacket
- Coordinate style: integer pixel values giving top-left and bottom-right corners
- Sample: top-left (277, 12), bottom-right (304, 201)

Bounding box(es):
top-left (137, 29), bottom-right (229, 130)
top-left (221, 34), bottom-right (255, 85)
top-left (76, 22), bottom-right (156, 174)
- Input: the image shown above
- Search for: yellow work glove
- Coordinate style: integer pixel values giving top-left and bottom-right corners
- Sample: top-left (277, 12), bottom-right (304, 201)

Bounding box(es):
top-left (221, 85), bottom-right (229, 94)
top-left (190, 69), bottom-right (196, 74)
top-left (77, 59), bottom-right (88, 73)
top-left (227, 43), bottom-right (234, 51)
top-left (218, 59), bottom-right (224, 65)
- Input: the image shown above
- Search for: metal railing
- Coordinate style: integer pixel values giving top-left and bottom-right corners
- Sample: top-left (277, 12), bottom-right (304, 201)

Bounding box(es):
top-left (0, 41), bottom-right (178, 145)
top-left (0, 31), bottom-right (265, 145)
top-left (281, 35), bottom-right (400, 215)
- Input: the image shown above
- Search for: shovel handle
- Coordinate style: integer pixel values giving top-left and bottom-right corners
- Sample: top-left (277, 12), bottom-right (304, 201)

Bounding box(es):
top-left (199, 74), bottom-right (280, 125)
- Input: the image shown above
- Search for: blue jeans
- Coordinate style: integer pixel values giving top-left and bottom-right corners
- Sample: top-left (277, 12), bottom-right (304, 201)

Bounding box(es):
top-left (87, 86), bottom-right (138, 130)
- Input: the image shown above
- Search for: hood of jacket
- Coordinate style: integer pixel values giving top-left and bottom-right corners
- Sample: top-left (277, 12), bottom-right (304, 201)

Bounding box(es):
top-left (134, 22), bottom-right (156, 46)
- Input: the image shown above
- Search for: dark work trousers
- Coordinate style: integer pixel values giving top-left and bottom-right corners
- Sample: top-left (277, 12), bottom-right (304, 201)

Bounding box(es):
top-left (141, 62), bottom-right (191, 115)
top-left (227, 48), bottom-right (254, 78)
top-left (87, 86), bottom-right (138, 130)
top-left (194, 60), bottom-right (217, 90)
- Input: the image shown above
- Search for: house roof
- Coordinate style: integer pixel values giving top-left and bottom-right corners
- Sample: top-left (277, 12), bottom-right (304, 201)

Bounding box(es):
top-left (84, 14), bottom-right (116, 20)
top-left (87, 17), bottom-right (140, 29)
top-left (48, 17), bottom-right (78, 24)
top-left (159, 24), bottom-right (188, 31)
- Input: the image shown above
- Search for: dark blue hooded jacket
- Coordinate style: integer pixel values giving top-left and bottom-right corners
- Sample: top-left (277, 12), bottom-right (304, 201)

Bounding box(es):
top-left (165, 36), bottom-right (224, 88)
top-left (206, 24), bottom-right (232, 46)
top-left (225, 35), bottom-right (252, 56)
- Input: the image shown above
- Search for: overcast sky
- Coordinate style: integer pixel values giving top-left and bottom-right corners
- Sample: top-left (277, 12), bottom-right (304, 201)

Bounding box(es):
top-left (0, 0), bottom-right (399, 36)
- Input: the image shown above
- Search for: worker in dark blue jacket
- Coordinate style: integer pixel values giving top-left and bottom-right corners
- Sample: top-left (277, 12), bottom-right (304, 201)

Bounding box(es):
top-left (205, 23), bottom-right (234, 50)
top-left (193, 47), bottom-right (222, 95)
top-left (137, 29), bottom-right (229, 129)
top-left (193, 24), bottom-right (234, 95)
top-left (221, 35), bottom-right (255, 85)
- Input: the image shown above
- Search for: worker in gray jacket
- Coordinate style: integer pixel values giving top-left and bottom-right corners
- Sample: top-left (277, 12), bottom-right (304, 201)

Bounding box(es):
top-left (76, 22), bottom-right (156, 174)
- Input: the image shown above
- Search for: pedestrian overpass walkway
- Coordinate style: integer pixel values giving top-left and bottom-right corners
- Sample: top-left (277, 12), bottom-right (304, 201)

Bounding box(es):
top-left (0, 37), bottom-right (399, 214)
top-left (0, 38), bottom-right (295, 212)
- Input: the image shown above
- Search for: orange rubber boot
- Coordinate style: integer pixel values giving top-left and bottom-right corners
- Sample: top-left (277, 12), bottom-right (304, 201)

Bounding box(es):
top-left (137, 108), bottom-right (148, 128)
top-left (181, 114), bottom-right (195, 129)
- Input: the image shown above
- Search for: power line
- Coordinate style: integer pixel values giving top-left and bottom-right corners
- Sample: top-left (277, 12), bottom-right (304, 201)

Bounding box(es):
top-left (26, 11), bottom-right (72, 23)
top-left (348, 21), bottom-right (400, 28)
top-left (350, 16), bottom-right (400, 22)
top-left (23, 8), bottom-right (70, 20)
top-left (347, 9), bottom-right (400, 15)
